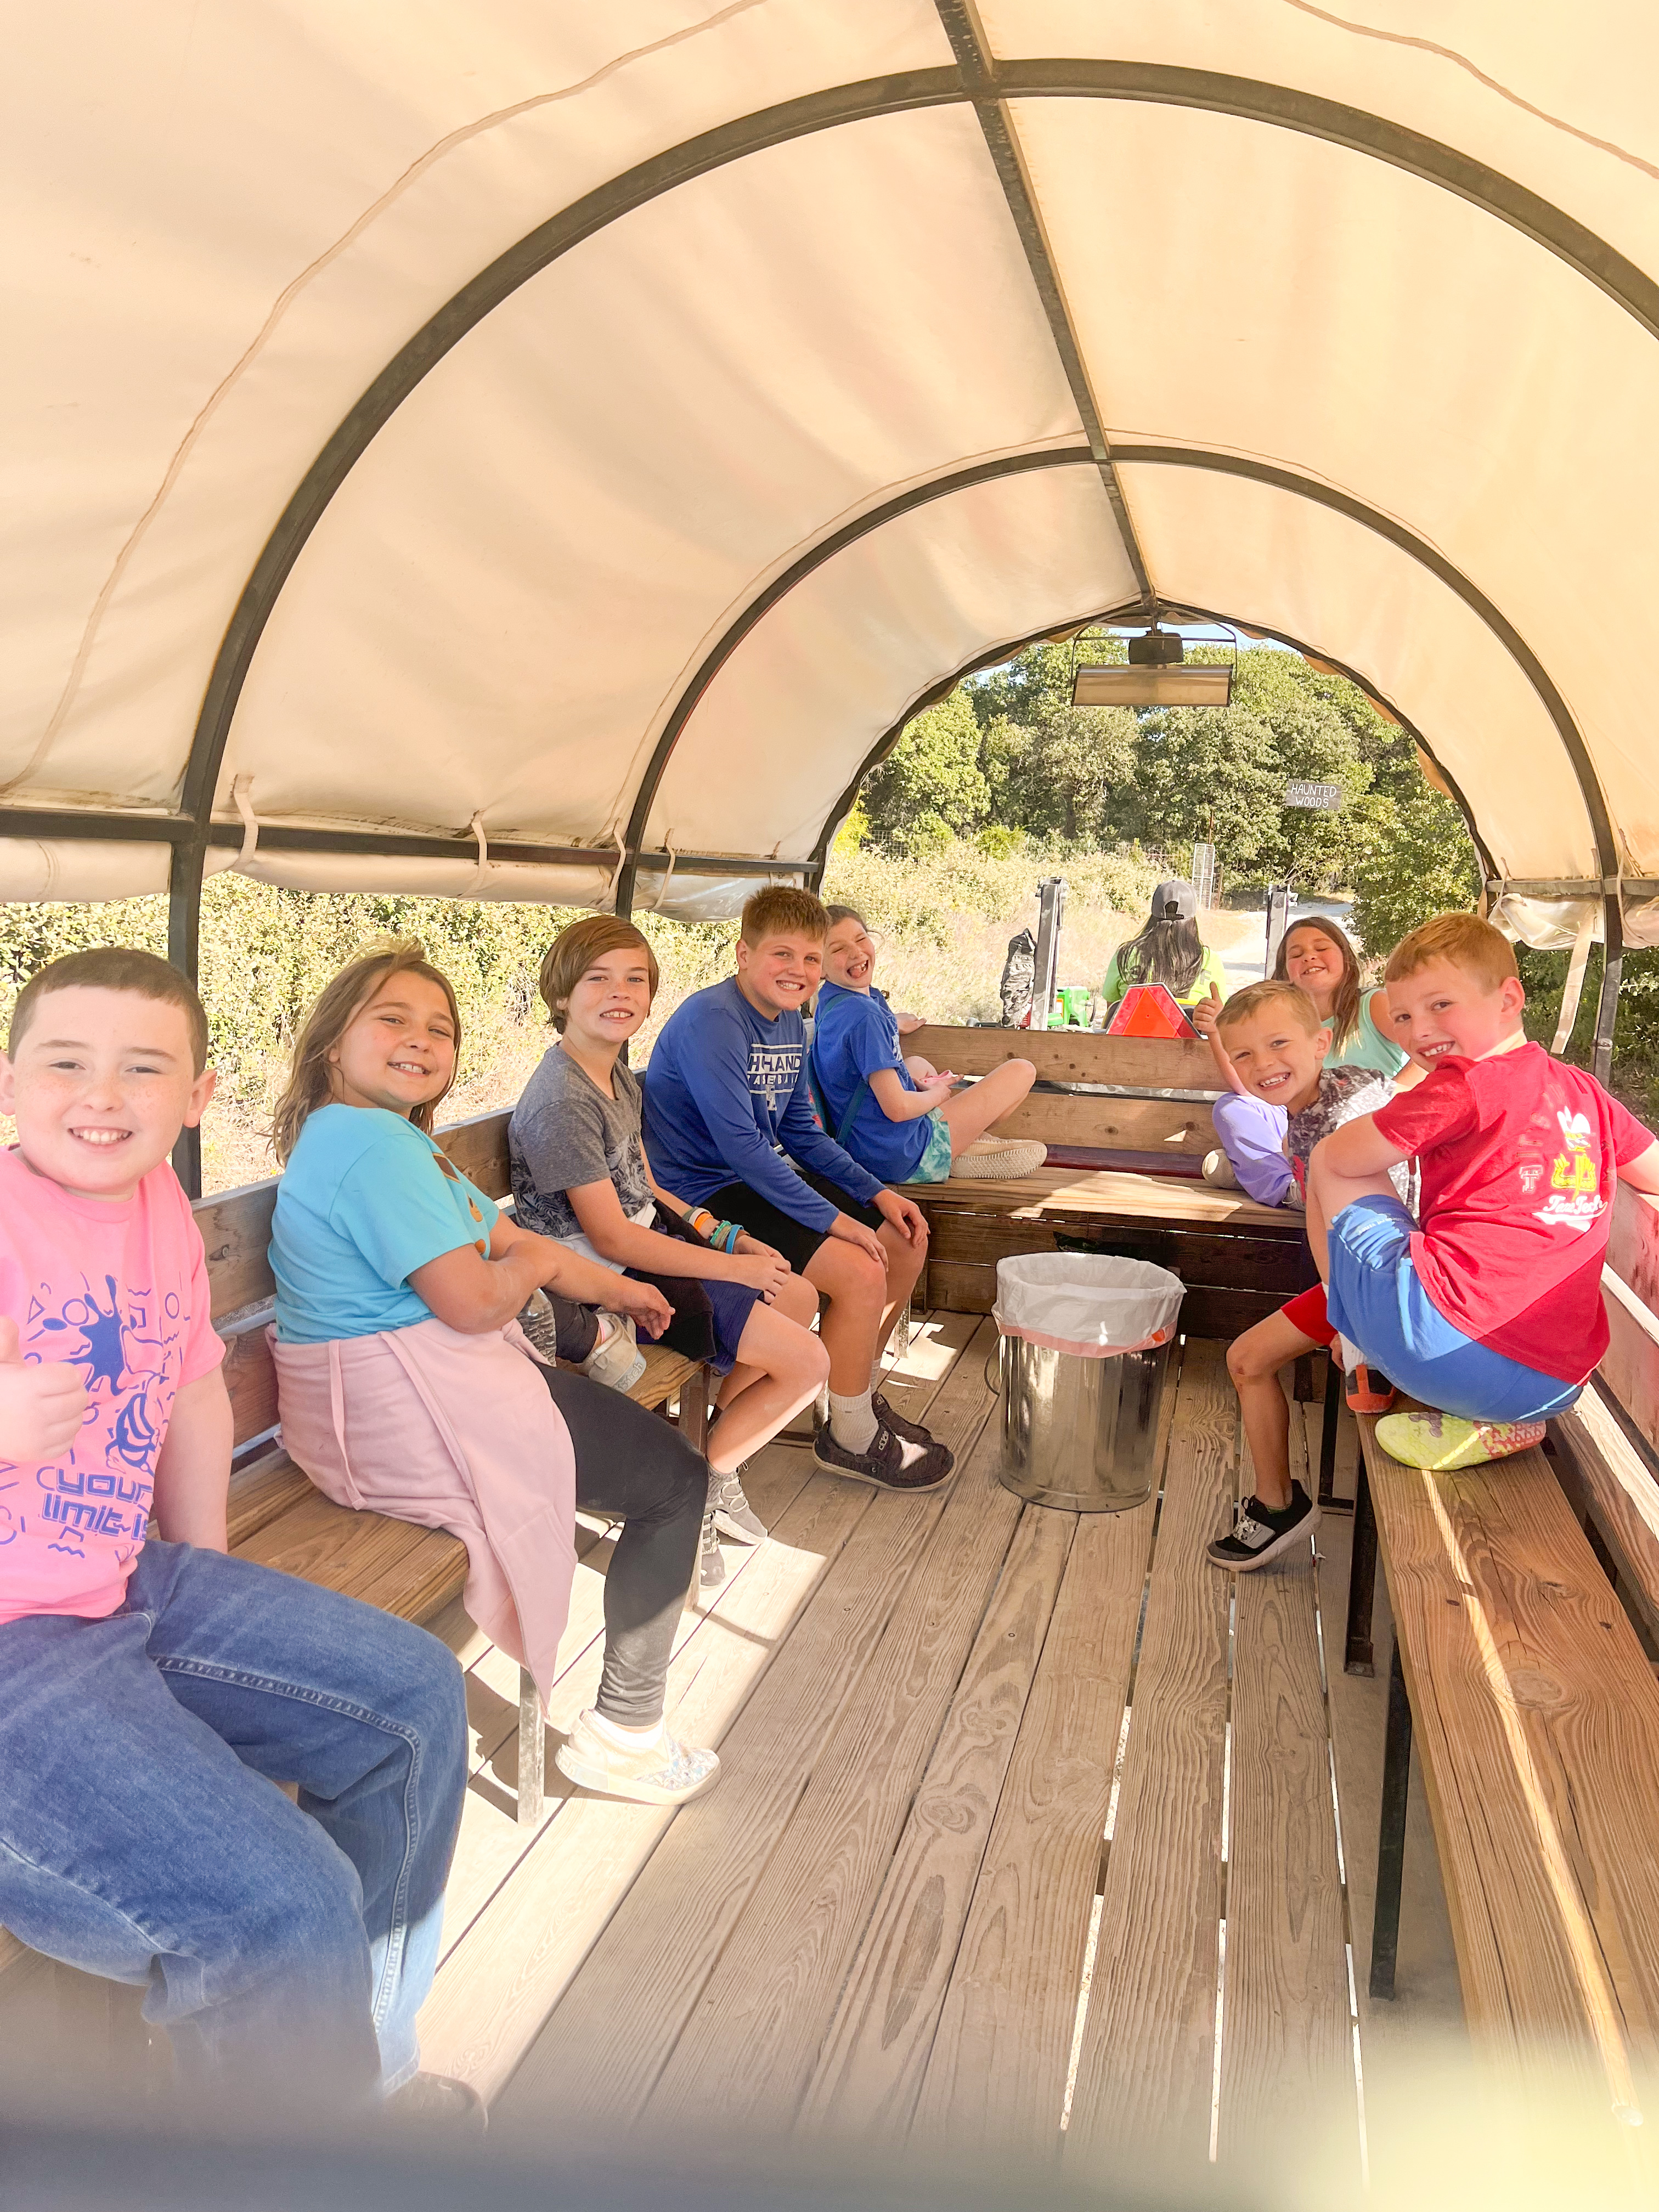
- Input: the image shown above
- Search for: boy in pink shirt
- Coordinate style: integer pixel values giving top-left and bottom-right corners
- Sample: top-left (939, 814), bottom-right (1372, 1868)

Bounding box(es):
top-left (1306, 913), bottom-right (1659, 1468)
top-left (0, 950), bottom-right (469, 2118)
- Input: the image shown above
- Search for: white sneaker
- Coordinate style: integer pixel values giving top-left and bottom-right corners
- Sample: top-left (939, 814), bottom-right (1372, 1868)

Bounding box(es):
top-left (554, 1711), bottom-right (720, 1804)
top-left (581, 1312), bottom-right (646, 1393)
top-left (954, 1140), bottom-right (1048, 1180)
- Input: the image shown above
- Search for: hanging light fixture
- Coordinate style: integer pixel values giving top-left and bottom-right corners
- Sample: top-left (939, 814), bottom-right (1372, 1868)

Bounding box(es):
top-left (1071, 625), bottom-right (1232, 708)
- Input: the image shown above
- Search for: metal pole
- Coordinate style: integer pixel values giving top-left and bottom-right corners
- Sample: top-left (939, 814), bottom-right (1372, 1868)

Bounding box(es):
top-left (166, 838), bottom-right (206, 1199)
top-left (1345, 1450), bottom-right (1378, 1675)
top-left (1369, 1637), bottom-right (1413, 2000)
top-left (1593, 884), bottom-right (1624, 1088)
top-left (1265, 884), bottom-right (1291, 974)
top-left (1030, 876), bottom-right (1066, 1029)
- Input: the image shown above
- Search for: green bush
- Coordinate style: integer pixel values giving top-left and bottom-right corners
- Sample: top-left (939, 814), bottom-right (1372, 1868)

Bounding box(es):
top-left (0, 840), bottom-right (1159, 1192)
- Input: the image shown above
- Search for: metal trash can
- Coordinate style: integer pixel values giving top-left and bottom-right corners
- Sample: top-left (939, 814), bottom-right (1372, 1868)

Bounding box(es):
top-left (994, 1254), bottom-right (1184, 1513)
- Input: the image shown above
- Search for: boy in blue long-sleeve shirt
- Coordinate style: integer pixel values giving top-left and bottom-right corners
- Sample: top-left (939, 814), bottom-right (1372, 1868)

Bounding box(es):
top-left (644, 888), bottom-right (952, 1489)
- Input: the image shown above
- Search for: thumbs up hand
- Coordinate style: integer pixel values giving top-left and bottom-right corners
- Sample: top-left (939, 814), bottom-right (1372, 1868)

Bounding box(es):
top-left (1191, 983), bottom-right (1224, 1039)
top-left (0, 1318), bottom-right (89, 1461)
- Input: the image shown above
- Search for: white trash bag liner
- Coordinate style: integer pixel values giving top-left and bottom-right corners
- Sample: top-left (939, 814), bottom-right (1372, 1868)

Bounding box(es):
top-left (994, 1254), bottom-right (1184, 1359)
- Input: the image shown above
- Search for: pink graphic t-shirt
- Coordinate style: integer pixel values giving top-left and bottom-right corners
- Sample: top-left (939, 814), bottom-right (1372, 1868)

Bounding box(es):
top-left (0, 1148), bottom-right (224, 1624)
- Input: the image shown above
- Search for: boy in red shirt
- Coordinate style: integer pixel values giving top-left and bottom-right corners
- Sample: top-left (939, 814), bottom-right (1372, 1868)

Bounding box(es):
top-left (0, 949), bottom-right (469, 2117)
top-left (1305, 912), bottom-right (1659, 1469)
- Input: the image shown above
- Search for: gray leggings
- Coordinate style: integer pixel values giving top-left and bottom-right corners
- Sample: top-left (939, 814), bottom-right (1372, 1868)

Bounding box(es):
top-left (538, 1365), bottom-right (709, 1728)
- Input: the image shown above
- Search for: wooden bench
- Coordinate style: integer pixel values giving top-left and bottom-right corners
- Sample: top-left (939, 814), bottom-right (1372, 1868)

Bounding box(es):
top-left (1342, 1180), bottom-right (1659, 2120)
top-left (0, 1107), bottom-right (715, 2002)
top-left (898, 1025), bottom-right (1319, 1343)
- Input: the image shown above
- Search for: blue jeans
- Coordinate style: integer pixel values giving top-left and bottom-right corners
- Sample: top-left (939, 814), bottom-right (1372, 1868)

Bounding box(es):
top-left (0, 1541), bottom-right (466, 2105)
top-left (1326, 1194), bottom-right (1583, 1424)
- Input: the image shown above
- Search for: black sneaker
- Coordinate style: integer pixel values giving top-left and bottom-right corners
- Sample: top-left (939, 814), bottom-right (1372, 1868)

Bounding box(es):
top-left (872, 1390), bottom-right (952, 1470)
top-left (812, 1421), bottom-right (954, 1492)
top-left (1206, 1481), bottom-right (1319, 1572)
top-left (698, 1508), bottom-right (726, 1589)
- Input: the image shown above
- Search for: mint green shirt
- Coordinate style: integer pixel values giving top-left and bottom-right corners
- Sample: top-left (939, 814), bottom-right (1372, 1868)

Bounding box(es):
top-left (1326, 989), bottom-right (1409, 1078)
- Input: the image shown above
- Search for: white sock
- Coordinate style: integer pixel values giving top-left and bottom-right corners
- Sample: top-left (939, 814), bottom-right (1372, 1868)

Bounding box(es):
top-left (1336, 1334), bottom-right (1361, 1373)
top-left (588, 1709), bottom-right (665, 1753)
top-left (828, 1387), bottom-right (879, 1455)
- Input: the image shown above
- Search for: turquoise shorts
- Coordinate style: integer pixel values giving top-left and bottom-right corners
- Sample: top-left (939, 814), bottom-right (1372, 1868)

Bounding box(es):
top-left (909, 1109), bottom-right (955, 1185)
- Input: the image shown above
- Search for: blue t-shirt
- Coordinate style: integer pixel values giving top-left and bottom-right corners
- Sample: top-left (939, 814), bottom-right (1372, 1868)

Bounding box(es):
top-left (272, 1104), bottom-right (500, 1344)
top-left (809, 982), bottom-right (932, 1184)
top-left (641, 976), bottom-right (885, 1231)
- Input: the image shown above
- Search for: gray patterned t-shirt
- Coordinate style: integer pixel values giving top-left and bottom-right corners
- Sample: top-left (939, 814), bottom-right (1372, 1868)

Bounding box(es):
top-left (509, 1046), bottom-right (654, 1270)
top-left (1286, 1065), bottom-right (1410, 1203)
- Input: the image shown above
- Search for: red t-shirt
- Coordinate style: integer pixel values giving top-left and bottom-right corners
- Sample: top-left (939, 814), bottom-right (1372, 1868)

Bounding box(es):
top-left (1371, 1041), bottom-right (1653, 1383)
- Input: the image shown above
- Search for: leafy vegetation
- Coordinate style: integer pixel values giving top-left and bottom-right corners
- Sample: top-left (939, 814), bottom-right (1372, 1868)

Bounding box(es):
top-left (860, 634), bottom-right (1482, 949)
top-left (0, 842), bottom-right (1158, 1194)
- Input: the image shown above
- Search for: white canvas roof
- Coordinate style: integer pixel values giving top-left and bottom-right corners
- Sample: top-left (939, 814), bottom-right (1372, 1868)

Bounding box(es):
top-left (5, 1), bottom-right (1656, 950)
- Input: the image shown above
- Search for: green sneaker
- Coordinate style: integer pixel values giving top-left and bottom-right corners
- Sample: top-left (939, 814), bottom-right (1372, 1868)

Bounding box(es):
top-left (1374, 1410), bottom-right (1545, 1471)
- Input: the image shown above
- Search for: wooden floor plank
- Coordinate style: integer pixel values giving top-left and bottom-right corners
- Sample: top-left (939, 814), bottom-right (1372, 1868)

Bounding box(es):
top-left (641, 1401), bottom-right (1022, 2133)
top-left (1062, 1339), bottom-right (1236, 2177)
top-left (416, 1469), bottom-right (872, 2101)
top-left (795, 1500), bottom-right (1076, 2143)
top-left (435, 1442), bottom-right (821, 1959)
top-left (432, 1314), bottom-right (977, 1971)
top-left (1220, 1394), bottom-right (1357, 2163)
top-left (909, 1407), bottom-right (1169, 2159)
top-left (1364, 1423), bottom-right (1659, 2109)
top-left (495, 1321), bottom-right (1000, 2126)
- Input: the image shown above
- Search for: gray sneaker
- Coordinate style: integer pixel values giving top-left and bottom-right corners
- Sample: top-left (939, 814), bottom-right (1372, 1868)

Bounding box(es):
top-left (707, 1469), bottom-right (766, 1542)
top-left (698, 1508), bottom-right (727, 1589)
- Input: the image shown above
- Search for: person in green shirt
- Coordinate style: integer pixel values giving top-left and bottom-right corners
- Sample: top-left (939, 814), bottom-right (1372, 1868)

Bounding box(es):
top-left (1101, 880), bottom-right (1229, 1014)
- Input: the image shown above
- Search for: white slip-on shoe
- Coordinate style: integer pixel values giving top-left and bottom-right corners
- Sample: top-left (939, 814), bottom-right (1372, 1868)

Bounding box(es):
top-left (554, 1711), bottom-right (720, 1804)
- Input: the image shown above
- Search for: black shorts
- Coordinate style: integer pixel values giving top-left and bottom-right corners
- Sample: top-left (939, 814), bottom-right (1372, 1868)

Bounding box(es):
top-left (707, 1169), bottom-right (885, 1274)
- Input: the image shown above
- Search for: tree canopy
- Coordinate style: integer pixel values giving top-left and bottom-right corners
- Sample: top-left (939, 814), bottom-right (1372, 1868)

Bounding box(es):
top-left (857, 633), bottom-right (1481, 948)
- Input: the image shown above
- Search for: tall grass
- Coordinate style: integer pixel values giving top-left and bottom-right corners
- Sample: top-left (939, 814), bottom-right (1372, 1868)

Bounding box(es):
top-left (0, 840), bottom-right (1159, 1193)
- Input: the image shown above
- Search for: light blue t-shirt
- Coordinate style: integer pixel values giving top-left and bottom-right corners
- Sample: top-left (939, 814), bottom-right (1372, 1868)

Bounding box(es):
top-left (809, 982), bottom-right (932, 1184)
top-left (272, 1104), bottom-right (500, 1344)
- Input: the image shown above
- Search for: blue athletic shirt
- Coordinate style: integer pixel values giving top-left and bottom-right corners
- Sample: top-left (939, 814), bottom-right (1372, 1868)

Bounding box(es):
top-left (272, 1103), bottom-right (500, 1343)
top-left (641, 977), bottom-right (885, 1232)
top-left (809, 981), bottom-right (933, 1184)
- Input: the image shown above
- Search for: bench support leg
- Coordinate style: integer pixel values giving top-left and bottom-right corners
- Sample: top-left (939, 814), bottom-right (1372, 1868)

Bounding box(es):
top-left (1345, 1449), bottom-right (1378, 1675)
top-left (517, 1667), bottom-right (544, 1829)
top-left (1369, 1637), bottom-right (1413, 2000)
top-left (681, 1365), bottom-right (710, 1454)
top-left (1317, 1351), bottom-right (1342, 1508)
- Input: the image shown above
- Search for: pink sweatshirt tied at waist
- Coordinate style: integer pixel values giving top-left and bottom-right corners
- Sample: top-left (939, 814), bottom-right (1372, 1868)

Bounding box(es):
top-left (271, 1316), bottom-right (576, 1703)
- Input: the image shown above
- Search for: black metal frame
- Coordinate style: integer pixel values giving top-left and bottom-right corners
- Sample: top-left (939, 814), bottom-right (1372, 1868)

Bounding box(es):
top-left (137, 58), bottom-right (1645, 968)
top-left (11, 55), bottom-right (1645, 1180)
top-left (1109, 446), bottom-right (1620, 899)
top-left (1370, 1638), bottom-right (1414, 2001)
top-left (1345, 1449), bottom-right (1379, 1678)
top-left (608, 444), bottom-right (1092, 915)
top-left (931, 6), bottom-right (1153, 604)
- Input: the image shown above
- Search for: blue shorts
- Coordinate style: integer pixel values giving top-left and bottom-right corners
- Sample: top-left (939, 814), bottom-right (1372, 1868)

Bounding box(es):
top-left (1324, 1194), bottom-right (1582, 1424)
